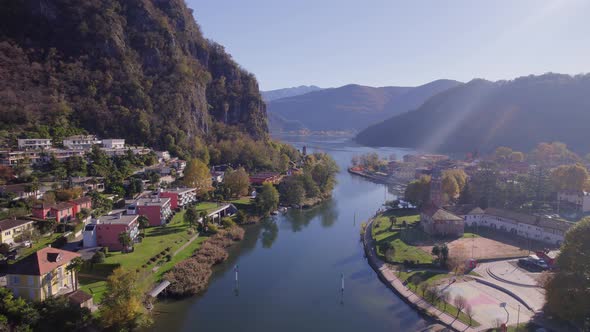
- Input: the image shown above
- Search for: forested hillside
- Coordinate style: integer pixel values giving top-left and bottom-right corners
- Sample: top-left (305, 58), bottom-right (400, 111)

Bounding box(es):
top-left (0, 0), bottom-right (267, 158)
top-left (356, 73), bottom-right (590, 153)
top-left (262, 85), bottom-right (322, 102)
top-left (267, 80), bottom-right (460, 133)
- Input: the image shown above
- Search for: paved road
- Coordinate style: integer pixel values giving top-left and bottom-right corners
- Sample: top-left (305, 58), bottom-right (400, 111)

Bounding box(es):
top-left (363, 218), bottom-right (476, 332)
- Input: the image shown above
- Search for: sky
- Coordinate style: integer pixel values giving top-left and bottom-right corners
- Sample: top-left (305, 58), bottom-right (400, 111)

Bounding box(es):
top-left (186, 0), bottom-right (590, 91)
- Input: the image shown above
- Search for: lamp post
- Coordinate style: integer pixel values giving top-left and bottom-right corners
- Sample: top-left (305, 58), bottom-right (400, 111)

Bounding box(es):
top-left (500, 302), bottom-right (509, 324)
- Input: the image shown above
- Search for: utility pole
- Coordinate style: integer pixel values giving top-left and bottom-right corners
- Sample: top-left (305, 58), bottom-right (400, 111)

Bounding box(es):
top-left (516, 305), bottom-right (520, 331)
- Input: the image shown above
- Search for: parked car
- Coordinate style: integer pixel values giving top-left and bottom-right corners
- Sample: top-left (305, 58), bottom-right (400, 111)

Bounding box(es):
top-left (518, 257), bottom-right (549, 271)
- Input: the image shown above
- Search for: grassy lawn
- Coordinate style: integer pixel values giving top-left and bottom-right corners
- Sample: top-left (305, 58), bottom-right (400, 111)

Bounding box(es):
top-left (230, 197), bottom-right (255, 214)
top-left (398, 270), bottom-right (480, 327)
top-left (462, 232), bottom-right (480, 238)
top-left (79, 206), bottom-right (212, 302)
top-left (195, 201), bottom-right (220, 214)
top-left (372, 212), bottom-right (432, 264)
top-left (14, 233), bottom-right (62, 262)
top-left (374, 232), bottom-right (433, 264)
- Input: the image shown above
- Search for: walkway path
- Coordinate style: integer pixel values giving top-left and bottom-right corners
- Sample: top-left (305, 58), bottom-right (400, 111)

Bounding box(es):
top-left (363, 219), bottom-right (477, 332)
top-left (173, 232), bottom-right (200, 257)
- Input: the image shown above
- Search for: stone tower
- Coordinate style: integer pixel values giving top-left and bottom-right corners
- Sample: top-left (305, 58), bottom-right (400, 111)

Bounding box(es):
top-left (430, 167), bottom-right (443, 207)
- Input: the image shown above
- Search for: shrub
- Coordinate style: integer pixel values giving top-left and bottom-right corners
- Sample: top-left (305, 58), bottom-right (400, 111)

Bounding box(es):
top-left (221, 217), bottom-right (236, 228)
top-left (193, 242), bottom-right (228, 265)
top-left (165, 259), bottom-right (213, 296)
top-left (166, 254), bottom-right (172, 262)
top-left (0, 243), bottom-right (10, 255)
top-left (91, 251), bottom-right (105, 264)
top-left (208, 224), bottom-right (219, 234)
top-left (225, 226), bottom-right (245, 241)
top-left (142, 264), bottom-right (147, 268)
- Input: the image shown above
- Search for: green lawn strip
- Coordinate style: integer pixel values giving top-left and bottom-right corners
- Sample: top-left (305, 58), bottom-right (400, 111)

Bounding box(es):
top-left (78, 277), bottom-right (107, 304)
top-left (374, 232), bottom-right (433, 264)
top-left (462, 232), bottom-right (480, 238)
top-left (14, 233), bottom-right (62, 261)
top-left (195, 202), bottom-right (220, 214)
top-left (398, 271), bottom-right (480, 327)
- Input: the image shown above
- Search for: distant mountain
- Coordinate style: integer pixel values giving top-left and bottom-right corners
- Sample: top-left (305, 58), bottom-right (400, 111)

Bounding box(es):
top-left (267, 80), bottom-right (461, 133)
top-left (355, 73), bottom-right (590, 153)
top-left (262, 85), bottom-right (323, 102)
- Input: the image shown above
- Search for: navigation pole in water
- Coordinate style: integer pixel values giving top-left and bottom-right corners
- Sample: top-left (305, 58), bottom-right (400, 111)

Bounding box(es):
top-left (340, 273), bottom-right (345, 305)
top-left (234, 265), bottom-right (239, 296)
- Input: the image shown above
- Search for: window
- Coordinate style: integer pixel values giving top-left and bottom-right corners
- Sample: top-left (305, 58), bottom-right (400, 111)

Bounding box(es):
top-left (12, 276), bottom-right (19, 284)
top-left (4, 231), bottom-right (10, 236)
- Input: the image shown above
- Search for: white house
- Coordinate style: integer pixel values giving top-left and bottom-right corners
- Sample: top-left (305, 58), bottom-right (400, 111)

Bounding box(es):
top-left (17, 139), bottom-right (52, 150)
top-left (102, 139), bottom-right (125, 149)
top-left (557, 190), bottom-right (590, 213)
top-left (63, 135), bottom-right (101, 150)
top-left (464, 207), bottom-right (571, 245)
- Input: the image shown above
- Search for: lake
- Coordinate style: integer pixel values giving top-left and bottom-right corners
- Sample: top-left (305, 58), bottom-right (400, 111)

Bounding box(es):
top-left (148, 135), bottom-right (427, 332)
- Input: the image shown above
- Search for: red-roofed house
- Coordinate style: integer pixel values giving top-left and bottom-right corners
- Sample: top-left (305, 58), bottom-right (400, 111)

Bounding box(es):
top-left (6, 247), bottom-right (80, 301)
top-left (420, 202), bottom-right (465, 237)
top-left (50, 202), bottom-right (75, 223)
top-left (249, 172), bottom-right (282, 185)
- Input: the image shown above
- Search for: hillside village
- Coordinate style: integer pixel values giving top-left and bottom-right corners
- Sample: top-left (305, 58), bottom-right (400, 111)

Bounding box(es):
top-left (0, 132), bottom-right (335, 321)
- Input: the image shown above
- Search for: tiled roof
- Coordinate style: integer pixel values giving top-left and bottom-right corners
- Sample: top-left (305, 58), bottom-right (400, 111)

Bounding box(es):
top-left (422, 203), bottom-right (463, 221)
top-left (0, 218), bottom-right (33, 231)
top-left (52, 202), bottom-right (74, 211)
top-left (8, 247), bottom-right (80, 276)
top-left (71, 196), bottom-right (92, 205)
top-left (67, 289), bottom-right (93, 304)
top-left (484, 208), bottom-right (572, 232)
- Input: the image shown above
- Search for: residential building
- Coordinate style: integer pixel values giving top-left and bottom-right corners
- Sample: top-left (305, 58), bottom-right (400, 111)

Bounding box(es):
top-left (101, 139), bottom-right (125, 149)
top-left (127, 197), bottom-right (173, 226)
top-left (155, 151), bottom-right (171, 162)
top-left (202, 204), bottom-right (238, 224)
top-left (557, 190), bottom-right (590, 213)
top-left (211, 170), bottom-right (224, 183)
top-left (49, 202), bottom-right (76, 223)
top-left (101, 146), bottom-right (151, 157)
top-left (249, 172), bottom-right (282, 185)
top-left (420, 203), bottom-right (465, 237)
top-left (0, 150), bottom-right (44, 166)
top-left (464, 207), bottom-right (571, 245)
top-left (160, 188), bottom-right (197, 210)
top-left (69, 196), bottom-right (92, 216)
top-left (45, 149), bottom-right (86, 162)
top-left (32, 203), bottom-right (52, 220)
top-left (62, 135), bottom-right (101, 150)
top-left (69, 177), bottom-right (105, 193)
top-left (87, 213), bottom-right (139, 251)
top-left (0, 183), bottom-right (41, 201)
top-left (0, 218), bottom-right (35, 245)
top-left (6, 247), bottom-right (81, 301)
top-left (17, 138), bottom-right (52, 150)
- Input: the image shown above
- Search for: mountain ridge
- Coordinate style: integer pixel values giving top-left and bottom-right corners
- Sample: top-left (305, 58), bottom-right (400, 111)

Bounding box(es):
top-left (267, 79), bottom-right (461, 133)
top-left (355, 73), bottom-right (590, 153)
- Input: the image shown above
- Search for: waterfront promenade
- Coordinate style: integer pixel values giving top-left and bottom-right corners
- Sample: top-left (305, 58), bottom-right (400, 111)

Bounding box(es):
top-left (362, 218), bottom-right (477, 332)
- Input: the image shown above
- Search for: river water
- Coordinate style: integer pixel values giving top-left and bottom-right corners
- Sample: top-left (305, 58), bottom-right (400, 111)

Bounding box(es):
top-left (148, 135), bottom-right (427, 332)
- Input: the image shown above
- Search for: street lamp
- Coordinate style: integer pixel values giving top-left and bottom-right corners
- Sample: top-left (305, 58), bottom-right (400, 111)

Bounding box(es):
top-left (500, 302), bottom-right (509, 324)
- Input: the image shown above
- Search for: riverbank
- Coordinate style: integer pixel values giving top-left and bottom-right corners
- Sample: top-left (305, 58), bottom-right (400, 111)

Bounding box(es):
top-left (348, 167), bottom-right (401, 185)
top-left (362, 216), bottom-right (477, 332)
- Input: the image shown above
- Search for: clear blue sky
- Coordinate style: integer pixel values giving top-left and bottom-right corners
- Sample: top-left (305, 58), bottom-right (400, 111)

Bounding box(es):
top-left (186, 0), bottom-right (590, 90)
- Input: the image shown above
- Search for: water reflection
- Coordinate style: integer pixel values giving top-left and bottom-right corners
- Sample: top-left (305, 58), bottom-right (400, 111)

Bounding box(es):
top-left (260, 218), bottom-right (278, 248)
top-left (282, 198), bottom-right (339, 232)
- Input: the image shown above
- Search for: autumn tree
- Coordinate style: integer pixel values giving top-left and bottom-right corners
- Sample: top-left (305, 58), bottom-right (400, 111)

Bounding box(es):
top-left (550, 164), bottom-right (588, 192)
top-left (99, 268), bottom-right (151, 330)
top-left (183, 158), bottom-right (211, 195)
top-left (278, 178), bottom-right (306, 206)
top-left (118, 232), bottom-right (132, 253)
top-left (184, 206), bottom-right (199, 230)
top-left (223, 167), bottom-right (250, 198)
top-left (453, 295), bottom-right (467, 317)
top-left (544, 217), bottom-right (590, 324)
top-left (404, 175), bottom-right (431, 207)
top-left (494, 146), bottom-right (513, 162)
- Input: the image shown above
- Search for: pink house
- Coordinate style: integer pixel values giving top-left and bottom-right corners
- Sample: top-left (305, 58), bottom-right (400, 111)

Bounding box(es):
top-left (128, 197), bottom-right (173, 227)
top-left (69, 197), bottom-right (92, 216)
top-left (49, 202), bottom-right (75, 223)
top-left (32, 203), bottom-right (52, 219)
top-left (94, 214), bottom-right (139, 251)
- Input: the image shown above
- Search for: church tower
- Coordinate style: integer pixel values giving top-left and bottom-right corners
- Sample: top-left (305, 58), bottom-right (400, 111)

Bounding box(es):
top-left (430, 167), bottom-right (443, 207)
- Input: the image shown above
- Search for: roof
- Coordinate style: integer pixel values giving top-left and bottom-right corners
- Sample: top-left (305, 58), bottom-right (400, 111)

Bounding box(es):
top-left (51, 202), bottom-right (74, 211)
top-left (443, 204), bottom-right (477, 216)
top-left (97, 213), bottom-right (138, 226)
top-left (8, 247), bottom-right (80, 276)
top-left (250, 172), bottom-right (280, 179)
top-left (0, 183), bottom-right (36, 194)
top-left (71, 196), bottom-right (92, 205)
top-left (467, 207), bottom-right (485, 215)
top-left (484, 208), bottom-right (572, 232)
top-left (161, 187), bottom-right (196, 195)
top-left (67, 290), bottom-right (93, 304)
top-left (134, 197), bottom-right (170, 207)
top-left (422, 203), bottom-right (463, 221)
top-left (0, 218), bottom-right (34, 231)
